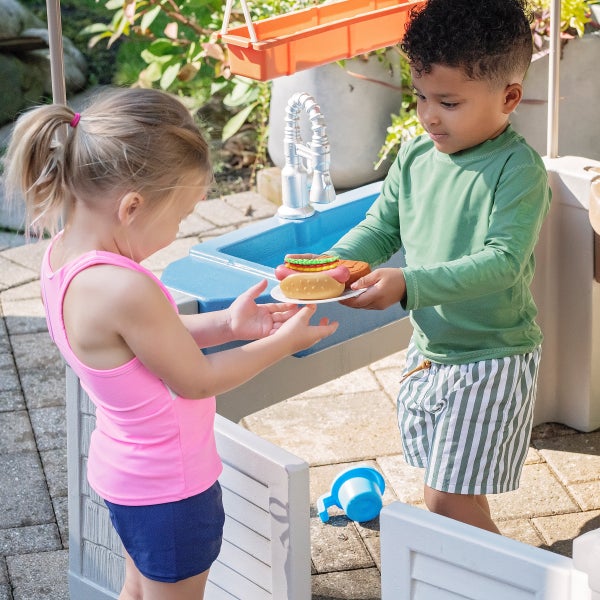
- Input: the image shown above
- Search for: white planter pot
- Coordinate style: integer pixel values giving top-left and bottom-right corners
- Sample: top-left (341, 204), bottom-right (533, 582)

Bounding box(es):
top-left (267, 53), bottom-right (404, 190)
top-left (511, 32), bottom-right (600, 160)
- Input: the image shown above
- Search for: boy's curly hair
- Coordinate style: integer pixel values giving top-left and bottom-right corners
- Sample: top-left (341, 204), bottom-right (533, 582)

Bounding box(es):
top-left (401, 0), bottom-right (533, 84)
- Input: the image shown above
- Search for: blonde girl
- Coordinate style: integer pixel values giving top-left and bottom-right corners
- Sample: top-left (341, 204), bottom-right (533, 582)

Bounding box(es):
top-left (4, 87), bottom-right (338, 600)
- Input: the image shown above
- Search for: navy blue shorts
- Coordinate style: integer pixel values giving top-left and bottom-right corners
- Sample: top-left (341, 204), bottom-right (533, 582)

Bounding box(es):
top-left (105, 481), bottom-right (225, 583)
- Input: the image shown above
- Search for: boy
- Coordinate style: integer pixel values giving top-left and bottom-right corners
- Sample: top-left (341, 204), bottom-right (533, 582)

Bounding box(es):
top-left (332, 0), bottom-right (551, 533)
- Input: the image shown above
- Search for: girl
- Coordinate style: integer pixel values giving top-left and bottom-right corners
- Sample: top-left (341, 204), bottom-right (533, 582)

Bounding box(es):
top-left (3, 87), bottom-right (338, 600)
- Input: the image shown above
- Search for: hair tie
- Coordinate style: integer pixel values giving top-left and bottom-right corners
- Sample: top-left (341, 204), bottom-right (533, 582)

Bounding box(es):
top-left (70, 113), bottom-right (81, 128)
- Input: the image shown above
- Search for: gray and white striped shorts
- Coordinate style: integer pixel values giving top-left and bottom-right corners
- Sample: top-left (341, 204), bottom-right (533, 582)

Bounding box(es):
top-left (397, 343), bottom-right (541, 495)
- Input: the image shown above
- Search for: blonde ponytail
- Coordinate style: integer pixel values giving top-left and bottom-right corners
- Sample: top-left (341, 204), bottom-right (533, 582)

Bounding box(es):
top-left (3, 104), bottom-right (75, 236)
top-left (3, 87), bottom-right (212, 238)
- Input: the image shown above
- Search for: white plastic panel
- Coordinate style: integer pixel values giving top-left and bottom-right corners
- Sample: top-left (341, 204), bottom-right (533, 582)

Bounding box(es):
top-left (380, 502), bottom-right (590, 600)
top-left (66, 367), bottom-right (311, 600)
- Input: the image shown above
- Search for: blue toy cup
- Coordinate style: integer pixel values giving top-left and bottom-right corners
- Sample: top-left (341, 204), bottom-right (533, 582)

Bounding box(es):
top-left (317, 466), bottom-right (385, 523)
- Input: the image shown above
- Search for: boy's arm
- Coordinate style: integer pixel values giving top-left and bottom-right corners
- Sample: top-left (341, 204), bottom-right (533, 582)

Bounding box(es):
top-left (329, 157), bottom-right (404, 265)
top-left (403, 161), bottom-right (551, 310)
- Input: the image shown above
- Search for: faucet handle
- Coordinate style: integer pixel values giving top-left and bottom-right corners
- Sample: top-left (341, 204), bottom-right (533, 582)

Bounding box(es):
top-left (310, 170), bottom-right (336, 204)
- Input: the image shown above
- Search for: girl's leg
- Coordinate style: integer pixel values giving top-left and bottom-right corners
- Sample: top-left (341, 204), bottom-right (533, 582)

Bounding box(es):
top-left (120, 549), bottom-right (210, 600)
top-left (119, 550), bottom-right (143, 600)
top-left (140, 569), bottom-right (209, 600)
top-left (423, 485), bottom-right (500, 534)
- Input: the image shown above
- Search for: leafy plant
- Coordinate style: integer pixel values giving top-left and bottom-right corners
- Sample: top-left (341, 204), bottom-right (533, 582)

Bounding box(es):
top-left (530, 0), bottom-right (595, 51)
top-left (375, 55), bottom-right (424, 169)
top-left (81, 0), bottom-right (321, 181)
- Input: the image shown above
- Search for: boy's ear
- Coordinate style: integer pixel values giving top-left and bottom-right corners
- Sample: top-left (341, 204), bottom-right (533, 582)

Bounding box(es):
top-left (503, 83), bottom-right (523, 114)
top-left (117, 192), bottom-right (145, 225)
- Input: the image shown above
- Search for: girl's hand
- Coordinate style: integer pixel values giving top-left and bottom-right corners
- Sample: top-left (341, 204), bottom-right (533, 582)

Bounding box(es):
top-left (274, 303), bottom-right (339, 354)
top-left (228, 279), bottom-right (301, 340)
top-left (340, 268), bottom-right (406, 310)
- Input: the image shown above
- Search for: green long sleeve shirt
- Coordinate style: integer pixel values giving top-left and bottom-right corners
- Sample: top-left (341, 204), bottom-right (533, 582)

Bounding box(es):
top-left (330, 126), bottom-right (551, 364)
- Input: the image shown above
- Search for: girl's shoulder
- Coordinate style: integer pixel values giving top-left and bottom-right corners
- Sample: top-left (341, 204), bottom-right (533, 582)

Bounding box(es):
top-left (65, 254), bottom-right (172, 316)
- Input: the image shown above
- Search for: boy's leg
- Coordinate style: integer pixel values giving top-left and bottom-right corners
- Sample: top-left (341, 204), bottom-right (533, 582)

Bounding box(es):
top-left (423, 485), bottom-right (500, 534)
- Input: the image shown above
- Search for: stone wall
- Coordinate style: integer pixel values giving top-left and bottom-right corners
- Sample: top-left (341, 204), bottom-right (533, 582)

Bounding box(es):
top-left (0, 0), bottom-right (87, 127)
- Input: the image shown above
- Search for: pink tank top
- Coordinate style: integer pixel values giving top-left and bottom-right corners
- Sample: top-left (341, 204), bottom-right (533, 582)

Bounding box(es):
top-left (41, 237), bottom-right (222, 505)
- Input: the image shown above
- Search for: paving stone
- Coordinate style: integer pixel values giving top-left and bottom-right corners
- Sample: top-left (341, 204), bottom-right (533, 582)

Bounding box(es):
top-left (376, 454), bottom-right (425, 505)
top-left (497, 518), bottom-right (546, 548)
top-left (535, 431), bottom-right (600, 485)
top-left (193, 197), bottom-right (253, 228)
top-left (287, 366), bottom-right (381, 401)
top-left (0, 364), bottom-right (21, 396)
top-left (0, 257), bottom-right (38, 292)
top-left (0, 280), bottom-right (42, 302)
top-left (29, 406), bottom-right (67, 452)
top-left (354, 519), bottom-right (382, 570)
top-left (367, 349), bottom-right (407, 371)
top-left (524, 446), bottom-right (544, 465)
top-left (1, 298), bottom-right (47, 335)
top-left (52, 496), bottom-right (69, 549)
top-left (531, 421), bottom-right (580, 440)
top-left (9, 332), bottom-right (63, 373)
top-left (243, 390), bottom-right (402, 466)
top-left (372, 366), bottom-right (405, 404)
top-left (177, 213), bottom-right (220, 238)
top-left (0, 240), bottom-right (48, 273)
top-left (310, 516), bottom-right (375, 573)
top-left (312, 567), bottom-right (381, 600)
top-left (0, 411), bottom-right (35, 453)
top-left (7, 550), bottom-right (69, 600)
top-left (224, 190), bottom-right (278, 220)
top-left (40, 447), bottom-right (68, 498)
top-left (0, 387), bottom-right (24, 413)
top-left (0, 524), bottom-right (62, 556)
top-left (568, 480), bottom-right (600, 511)
top-left (20, 367), bottom-right (65, 409)
top-left (488, 463), bottom-right (579, 520)
top-left (0, 452), bottom-right (54, 528)
top-left (533, 510), bottom-right (600, 557)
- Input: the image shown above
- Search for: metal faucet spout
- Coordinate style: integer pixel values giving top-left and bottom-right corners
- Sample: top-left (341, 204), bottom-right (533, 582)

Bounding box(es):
top-left (278, 92), bottom-right (335, 219)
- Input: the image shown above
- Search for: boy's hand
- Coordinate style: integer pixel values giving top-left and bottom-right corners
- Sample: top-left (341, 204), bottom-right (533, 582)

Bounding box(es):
top-left (340, 268), bottom-right (406, 310)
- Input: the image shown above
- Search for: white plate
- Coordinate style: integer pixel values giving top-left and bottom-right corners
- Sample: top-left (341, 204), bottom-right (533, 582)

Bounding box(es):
top-left (270, 284), bottom-right (366, 304)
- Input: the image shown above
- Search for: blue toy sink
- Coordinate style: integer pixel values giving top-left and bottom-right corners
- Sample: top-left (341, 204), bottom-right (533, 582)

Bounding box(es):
top-left (161, 181), bottom-right (408, 356)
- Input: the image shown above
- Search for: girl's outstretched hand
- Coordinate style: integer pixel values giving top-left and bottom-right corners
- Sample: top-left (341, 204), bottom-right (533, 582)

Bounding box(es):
top-left (274, 303), bottom-right (339, 354)
top-left (228, 279), bottom-right (302, 340)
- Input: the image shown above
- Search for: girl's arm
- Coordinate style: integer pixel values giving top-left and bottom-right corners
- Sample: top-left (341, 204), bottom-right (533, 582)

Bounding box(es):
top-left (107, 270), bottom-right (338, 400)
top-left (179, 280), bottom-right (301, 348)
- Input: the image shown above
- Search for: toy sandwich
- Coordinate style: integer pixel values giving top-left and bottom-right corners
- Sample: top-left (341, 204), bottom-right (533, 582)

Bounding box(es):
top-left (275, 254), bottom-right (370, 300)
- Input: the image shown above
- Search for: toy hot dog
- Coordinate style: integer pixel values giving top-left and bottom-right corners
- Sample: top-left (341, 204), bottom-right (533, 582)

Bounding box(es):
top-left (275, 255), bottom-right (350, 300)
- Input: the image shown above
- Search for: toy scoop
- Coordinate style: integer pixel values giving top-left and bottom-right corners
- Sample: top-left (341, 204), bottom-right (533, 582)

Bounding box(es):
top-left (317, 465), bottom-right (385, 523)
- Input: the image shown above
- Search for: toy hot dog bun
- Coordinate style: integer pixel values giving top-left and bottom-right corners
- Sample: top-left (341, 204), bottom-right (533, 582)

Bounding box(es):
top-left (337, 259), bottom-right (371, 288)
top-left (275, 255), bottom-right (349, 300)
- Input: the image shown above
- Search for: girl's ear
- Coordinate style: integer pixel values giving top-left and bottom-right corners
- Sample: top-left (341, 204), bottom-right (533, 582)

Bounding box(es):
top-left (117, 192), bottom-right (145, 225)
top-left (503, 83), bottom-right (523, 114)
